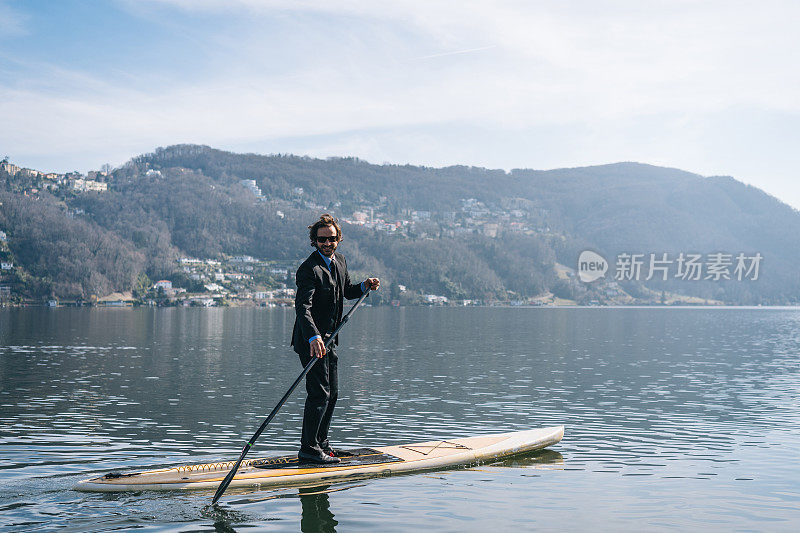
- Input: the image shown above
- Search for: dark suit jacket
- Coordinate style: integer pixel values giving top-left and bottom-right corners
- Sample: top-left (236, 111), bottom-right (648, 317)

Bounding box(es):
top-left (292, 250), bottom-right (365, 356)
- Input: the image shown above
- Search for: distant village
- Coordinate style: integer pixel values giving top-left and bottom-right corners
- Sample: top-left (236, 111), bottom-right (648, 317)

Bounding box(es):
top-left (339, 197), bottom-right (550, 239)
top-left (1, 158), bottom-right (110, 194)
top-left (152, 255), bottom-right (297, 308)
top-left (248, 181), bottom-right (552, 240)
top-left (0, 250), bottom-right (522, 308)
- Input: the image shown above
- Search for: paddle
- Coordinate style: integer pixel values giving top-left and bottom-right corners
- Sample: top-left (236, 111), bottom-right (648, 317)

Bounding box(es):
top-left (212, 288), bottom-right (371, 505)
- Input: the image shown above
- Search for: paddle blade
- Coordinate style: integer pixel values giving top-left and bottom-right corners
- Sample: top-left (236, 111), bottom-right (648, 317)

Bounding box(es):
top-left (212, 457), bottom-right (243, 504)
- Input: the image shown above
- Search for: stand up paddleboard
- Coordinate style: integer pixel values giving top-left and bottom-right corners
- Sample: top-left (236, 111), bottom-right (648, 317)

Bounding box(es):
top-left (75, 426), bottom-right (564, 492)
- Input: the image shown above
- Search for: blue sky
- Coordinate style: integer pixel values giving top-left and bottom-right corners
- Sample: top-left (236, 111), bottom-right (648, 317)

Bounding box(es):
top-left (2, 0), bottom-right (799, 208)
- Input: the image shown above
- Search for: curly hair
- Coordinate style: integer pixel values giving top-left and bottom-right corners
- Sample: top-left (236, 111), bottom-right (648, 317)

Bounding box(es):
top-left (308, 213), bottom-right (342, 247)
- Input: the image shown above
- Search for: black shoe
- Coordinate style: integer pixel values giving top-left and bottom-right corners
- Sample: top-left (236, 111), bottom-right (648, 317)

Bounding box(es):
top-left (298, 449), bottom-right (341, 464)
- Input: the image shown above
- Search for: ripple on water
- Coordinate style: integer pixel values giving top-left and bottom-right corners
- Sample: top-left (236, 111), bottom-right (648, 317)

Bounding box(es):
top-left (1, 307), bottom-right (800, 531)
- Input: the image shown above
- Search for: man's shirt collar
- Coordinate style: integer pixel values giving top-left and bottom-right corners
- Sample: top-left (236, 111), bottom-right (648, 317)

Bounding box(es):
top-left (317, 250), bottom-right (333, 269)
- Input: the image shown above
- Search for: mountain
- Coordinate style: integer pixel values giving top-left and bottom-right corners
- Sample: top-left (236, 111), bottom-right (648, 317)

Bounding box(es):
top-left (1, 144), bottom-right (797, 304)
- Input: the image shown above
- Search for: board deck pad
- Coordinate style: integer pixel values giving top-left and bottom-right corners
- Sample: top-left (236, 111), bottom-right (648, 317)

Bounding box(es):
top-left (250, 448), bottom-right (403, 470)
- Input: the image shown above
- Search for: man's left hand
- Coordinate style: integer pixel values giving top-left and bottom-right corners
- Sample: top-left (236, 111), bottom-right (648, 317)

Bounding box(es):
top-left (365, 277), bottom-right (380, 290)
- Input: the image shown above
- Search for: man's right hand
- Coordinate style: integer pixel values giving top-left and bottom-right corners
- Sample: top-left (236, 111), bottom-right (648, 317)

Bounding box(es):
top-left (310, 337), bottom-right (327, 358)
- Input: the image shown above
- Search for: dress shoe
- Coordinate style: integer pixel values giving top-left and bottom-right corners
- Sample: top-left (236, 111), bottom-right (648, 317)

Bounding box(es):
top-left (322, 447), bottom-right (336, 457)
top-left (298, 449), bottom-right (341, 464)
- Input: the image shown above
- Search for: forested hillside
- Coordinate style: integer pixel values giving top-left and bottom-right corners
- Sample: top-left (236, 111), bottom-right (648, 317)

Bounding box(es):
top-left (1, 144), bottom-right (797, 304)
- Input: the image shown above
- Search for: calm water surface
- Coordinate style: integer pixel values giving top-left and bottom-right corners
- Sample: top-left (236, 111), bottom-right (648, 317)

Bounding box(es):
top-left (1, 307), bottom-right (799, 531)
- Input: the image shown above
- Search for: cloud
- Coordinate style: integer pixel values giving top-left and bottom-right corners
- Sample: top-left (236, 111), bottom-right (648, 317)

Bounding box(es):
top-left (130, 0), bottom-right (800, 113)
top-left (412, 46), bottom-right (497, 61)
top-left (3, 1), bottom-right (800, 207)
top-left (0, 1), bottom-right (27, 37)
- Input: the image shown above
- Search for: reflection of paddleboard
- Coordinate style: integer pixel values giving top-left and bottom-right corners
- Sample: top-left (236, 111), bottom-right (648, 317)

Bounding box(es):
top-left (492, 448), bottom-right (565, 469)
top-left (75, 426), bottom-right (564, 492)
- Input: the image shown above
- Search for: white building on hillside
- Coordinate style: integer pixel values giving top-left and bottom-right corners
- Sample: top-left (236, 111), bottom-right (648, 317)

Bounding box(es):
top-left (240, 179), bottom-right (263, 198)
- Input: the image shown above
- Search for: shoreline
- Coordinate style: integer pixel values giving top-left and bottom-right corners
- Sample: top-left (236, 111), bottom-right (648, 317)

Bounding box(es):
top-left (2, 303), bottom-right (798, 310)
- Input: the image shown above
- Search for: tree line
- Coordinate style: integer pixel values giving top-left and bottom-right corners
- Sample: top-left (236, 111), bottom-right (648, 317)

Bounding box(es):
top-left (1, 144), bottom-right (798, 304)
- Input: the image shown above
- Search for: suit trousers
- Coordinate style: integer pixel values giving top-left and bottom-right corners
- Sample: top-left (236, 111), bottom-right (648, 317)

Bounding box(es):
top-left (298, 346), bottom-right (338, 454)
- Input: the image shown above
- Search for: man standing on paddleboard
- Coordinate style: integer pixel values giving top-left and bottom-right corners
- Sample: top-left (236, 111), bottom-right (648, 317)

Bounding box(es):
top-left (292, 214), bottom-right (380, 464)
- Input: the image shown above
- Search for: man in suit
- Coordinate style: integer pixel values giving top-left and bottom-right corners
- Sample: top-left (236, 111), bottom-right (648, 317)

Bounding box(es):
top-left (292, 214), bottom-right (380, 464)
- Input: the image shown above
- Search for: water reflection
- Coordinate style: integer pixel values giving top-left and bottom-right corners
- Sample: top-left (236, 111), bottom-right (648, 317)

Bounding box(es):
top-left (214, 485), bottom-right (341, 533)
top-left (299, 486), bottom-right (338, 533)
top-left (492, 449), bottom-right (565, 469)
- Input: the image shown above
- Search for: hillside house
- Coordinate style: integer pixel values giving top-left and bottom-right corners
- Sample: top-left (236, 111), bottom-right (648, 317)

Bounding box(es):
top-left (0, 162), bottom-right (20, 175)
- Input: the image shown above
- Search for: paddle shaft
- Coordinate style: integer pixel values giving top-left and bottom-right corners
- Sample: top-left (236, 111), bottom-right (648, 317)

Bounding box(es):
top-left (212, 288), bottom-right (371, 504)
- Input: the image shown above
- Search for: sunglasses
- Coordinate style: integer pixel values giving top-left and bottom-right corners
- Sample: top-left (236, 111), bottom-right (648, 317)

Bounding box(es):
top-left (316, 236), bottom-right (339, 243)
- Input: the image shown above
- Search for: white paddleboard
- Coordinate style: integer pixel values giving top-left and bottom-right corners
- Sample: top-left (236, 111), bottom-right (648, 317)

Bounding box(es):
top-left (75, 426), bottom-right (564, 492)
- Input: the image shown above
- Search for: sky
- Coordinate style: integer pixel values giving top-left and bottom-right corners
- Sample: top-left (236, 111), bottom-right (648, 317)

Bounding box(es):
top-left (1, 0), bottom-right (799, 207)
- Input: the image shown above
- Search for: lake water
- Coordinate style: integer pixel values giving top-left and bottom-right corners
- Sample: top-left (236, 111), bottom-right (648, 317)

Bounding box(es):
top-left (1, 306), bottom-right (799, 531)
